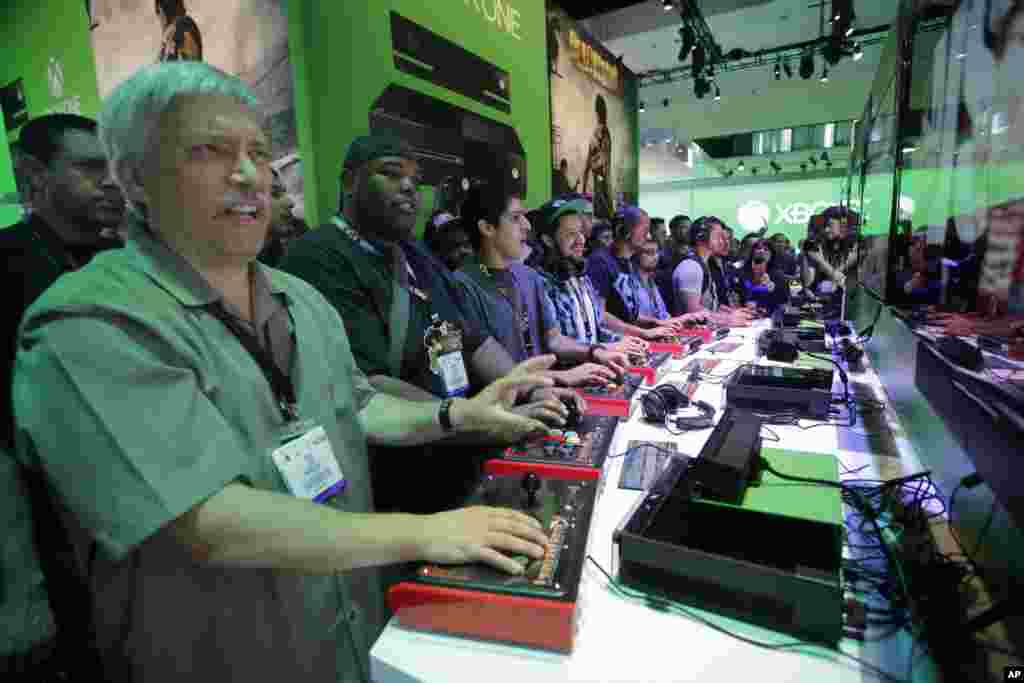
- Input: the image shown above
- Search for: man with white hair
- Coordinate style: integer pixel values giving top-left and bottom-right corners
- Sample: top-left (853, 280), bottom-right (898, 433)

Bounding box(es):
top-left (9, 61), bottom-right (553, 682)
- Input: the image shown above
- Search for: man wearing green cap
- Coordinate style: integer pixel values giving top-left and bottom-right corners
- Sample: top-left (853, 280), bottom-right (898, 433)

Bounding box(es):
top-left (280, 135), bottom-right (577, 514)
top-left (530, 197), bottom-right (644, 367)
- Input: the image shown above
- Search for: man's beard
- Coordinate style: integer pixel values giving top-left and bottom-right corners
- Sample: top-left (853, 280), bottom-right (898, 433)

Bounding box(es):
top-left (354, 196), bottom-right (412, 243)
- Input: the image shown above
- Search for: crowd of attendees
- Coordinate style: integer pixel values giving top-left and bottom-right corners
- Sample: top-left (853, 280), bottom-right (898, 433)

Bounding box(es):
top-left (2, 57), bottom-right (1018, 683)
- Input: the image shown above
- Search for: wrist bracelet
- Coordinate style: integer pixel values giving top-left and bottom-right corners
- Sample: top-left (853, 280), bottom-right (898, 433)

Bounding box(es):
top-left (438, 398), bottom-right (455, 432)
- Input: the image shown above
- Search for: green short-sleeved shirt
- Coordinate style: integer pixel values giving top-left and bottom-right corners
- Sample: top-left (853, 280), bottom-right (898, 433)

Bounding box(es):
top-left (12, 226), bottom-right (383, 683)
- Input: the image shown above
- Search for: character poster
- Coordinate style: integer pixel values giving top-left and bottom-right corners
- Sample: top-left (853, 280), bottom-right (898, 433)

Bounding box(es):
top-left (547, 4), bottom-right (638, 219)
top-left (88, 0), bottom-right (302, 214)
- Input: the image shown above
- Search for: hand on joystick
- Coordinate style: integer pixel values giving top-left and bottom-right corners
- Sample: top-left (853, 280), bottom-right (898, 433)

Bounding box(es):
top-left (521, 472), bottom-right (542, 509)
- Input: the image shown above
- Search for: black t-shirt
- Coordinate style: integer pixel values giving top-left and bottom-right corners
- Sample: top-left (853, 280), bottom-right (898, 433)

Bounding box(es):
top-left (1, 216), bottom-right (121, 448)
top-left (279, 221), bottom-right (493, 514)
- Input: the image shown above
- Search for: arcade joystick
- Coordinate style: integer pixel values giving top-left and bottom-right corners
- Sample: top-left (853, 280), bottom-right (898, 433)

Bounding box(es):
top-left (560, 396), bottom-right (581, 431)
top-left (521, 472), bottom-right (542, 508)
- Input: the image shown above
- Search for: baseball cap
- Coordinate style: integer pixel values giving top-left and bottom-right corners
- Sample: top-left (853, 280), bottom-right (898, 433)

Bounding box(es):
top-left (343, 134), bottom-right (415, 170)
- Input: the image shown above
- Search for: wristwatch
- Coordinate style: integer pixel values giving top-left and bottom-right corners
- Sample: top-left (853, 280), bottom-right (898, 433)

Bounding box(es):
top-left (438, 398), bottom-right (456, 432)
top-left (587, 344), bottom-right (606, 362)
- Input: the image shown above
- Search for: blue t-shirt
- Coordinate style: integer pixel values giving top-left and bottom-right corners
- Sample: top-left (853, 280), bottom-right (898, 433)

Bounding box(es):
top-left (738, 271), bottom-right (790, 312)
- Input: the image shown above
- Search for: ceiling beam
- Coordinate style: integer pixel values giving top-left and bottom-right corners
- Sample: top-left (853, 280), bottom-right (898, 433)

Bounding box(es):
top-left (641, 23), bottom-right (891, 86)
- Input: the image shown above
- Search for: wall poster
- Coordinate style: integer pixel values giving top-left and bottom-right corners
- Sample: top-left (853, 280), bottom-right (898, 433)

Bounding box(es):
top-left (547, 3), bottom-right (638, 218)
top-left (88, 0), bottom-right (303, 216)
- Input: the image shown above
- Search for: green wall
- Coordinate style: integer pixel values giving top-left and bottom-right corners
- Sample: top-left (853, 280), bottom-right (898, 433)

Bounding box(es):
top-left (0, 0), bottom-right (103, 228)
top-left (289, 0), bottom-right (551, 230)
top-left (0, 0), bottom-right (103, 139)
top-left (0, 103), bottom-right (18, 228)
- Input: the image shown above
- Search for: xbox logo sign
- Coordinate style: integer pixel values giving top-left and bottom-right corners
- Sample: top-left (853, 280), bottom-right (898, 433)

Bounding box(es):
top-left (737, 201), bottom-right (771, 233)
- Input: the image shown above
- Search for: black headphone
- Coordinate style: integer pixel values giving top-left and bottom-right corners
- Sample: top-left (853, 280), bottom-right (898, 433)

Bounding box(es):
top-left (689, 216), bottom-right (720, 245)
top-left (641, 384), bottom-right (716, 430)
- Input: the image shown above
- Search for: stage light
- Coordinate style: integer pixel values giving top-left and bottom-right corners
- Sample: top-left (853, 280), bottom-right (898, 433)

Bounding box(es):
top-left (639, 101), bottom-right (646, 112)
top-left (737, 160), bottom-right (745, 171)
top-left (774, 62), bottom-right (781, 80)
top-left (691, 45), bottom-right (706, 81)
top-left (799, 52), bottom-right (815, 79)
top-left (714, 83), bottom-right (721, 101)
top-left (662, 0), bottom-right (675, 12)
top-left (820, 64), bottom-right (829, 83)
top-left (853, 43), bottom-right (863, 61)
top-left (783, 61), bottom-right (794, 78)
top-left (678, 26), bottom-right (695, 62)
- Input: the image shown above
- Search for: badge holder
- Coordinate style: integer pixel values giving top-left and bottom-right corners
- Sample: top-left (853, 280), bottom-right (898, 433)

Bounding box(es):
top-left (271, 414), bottom-right (347, 504)
top-left (425, 315), bottom-right (470, 398)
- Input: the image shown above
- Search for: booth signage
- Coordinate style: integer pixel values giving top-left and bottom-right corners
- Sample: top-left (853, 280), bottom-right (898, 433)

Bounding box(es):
top-left (566, 29), bottom-right (622, 94)
top-left (464, 0), bottom-right (523, 41)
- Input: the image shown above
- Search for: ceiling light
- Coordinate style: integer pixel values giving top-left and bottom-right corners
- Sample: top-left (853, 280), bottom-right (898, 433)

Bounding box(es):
top-left (820, 64), bottom-right (829, 83)
top-left (799, 52), bottom-right (815, 79)
top-left (714, 84), bottom-right (721, 101)
top-left (821, 151), bottom-right (830, 162)
top-left (662, 0), bottom-right (675, 12)
top-left (783, 61), bottom-right (794, 78)
top-left (774, 62), bottom-right (781, 80)
top-left (737, 160), bottom-right (745, 171)
top-left (662, 98), bottom-right (671, 107)
top-left (853, 43), bottom-right (863, 61)
top-left (639, 101), bottom-right (646, 112)
top-left (902, 146), bottom-right (917, 154)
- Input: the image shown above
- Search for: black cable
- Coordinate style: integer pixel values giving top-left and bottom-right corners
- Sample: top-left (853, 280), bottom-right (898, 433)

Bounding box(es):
top-left (585, 556), bottom-right (906, 683)
top-left (858, 294), bottom-right (886, 341)
top-left (798, 348), bottom-right (850, 403)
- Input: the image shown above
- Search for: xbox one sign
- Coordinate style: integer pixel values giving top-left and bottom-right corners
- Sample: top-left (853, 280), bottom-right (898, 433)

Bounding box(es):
top-left (736, 198), bottom-right (881, 233)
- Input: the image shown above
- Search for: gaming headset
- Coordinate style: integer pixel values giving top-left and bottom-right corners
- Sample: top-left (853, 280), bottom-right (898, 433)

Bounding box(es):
top-left (689, 216), bottom-right (721, 246)
top-left (613, 206), bottom-right (643, 242)
top-left (641, 384), bottom-right (716, 430)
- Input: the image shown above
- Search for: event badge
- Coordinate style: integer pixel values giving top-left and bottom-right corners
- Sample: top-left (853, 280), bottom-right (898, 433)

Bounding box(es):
top-left (819, 280), bottom-right (836, 295)
top-left (271, 420), bottom-right (346, 503)
top-left (425, 314), bottom-right (470, 397)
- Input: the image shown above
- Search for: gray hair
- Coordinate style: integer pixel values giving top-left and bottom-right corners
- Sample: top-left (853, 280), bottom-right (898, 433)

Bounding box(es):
top-left (98, 61), bottom-right (261, 214)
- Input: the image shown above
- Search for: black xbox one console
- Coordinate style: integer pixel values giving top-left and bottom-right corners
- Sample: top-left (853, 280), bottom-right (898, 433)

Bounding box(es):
top-left (725, 365), bottom-right (835, 420)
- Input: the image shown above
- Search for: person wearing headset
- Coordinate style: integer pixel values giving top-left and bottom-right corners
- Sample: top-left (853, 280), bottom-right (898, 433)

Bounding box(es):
top-left (587, 206), bottom-right (684, 341)
top-left (670, 216), bottom-right (756, 327)
top-left (737, 239), bottom-right (791, 314)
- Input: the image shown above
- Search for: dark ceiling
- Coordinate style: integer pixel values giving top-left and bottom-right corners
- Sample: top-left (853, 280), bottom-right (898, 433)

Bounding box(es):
top-left (563, 1), bottom-right (651, 21)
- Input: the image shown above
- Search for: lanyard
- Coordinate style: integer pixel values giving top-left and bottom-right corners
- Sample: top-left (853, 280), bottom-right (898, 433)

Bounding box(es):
top-left (30, 228), bottom-right (79, 272)
top-left (567, 277), bottom-right (595, 342)
top-left (207, 303), bottom-right (299, 422)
